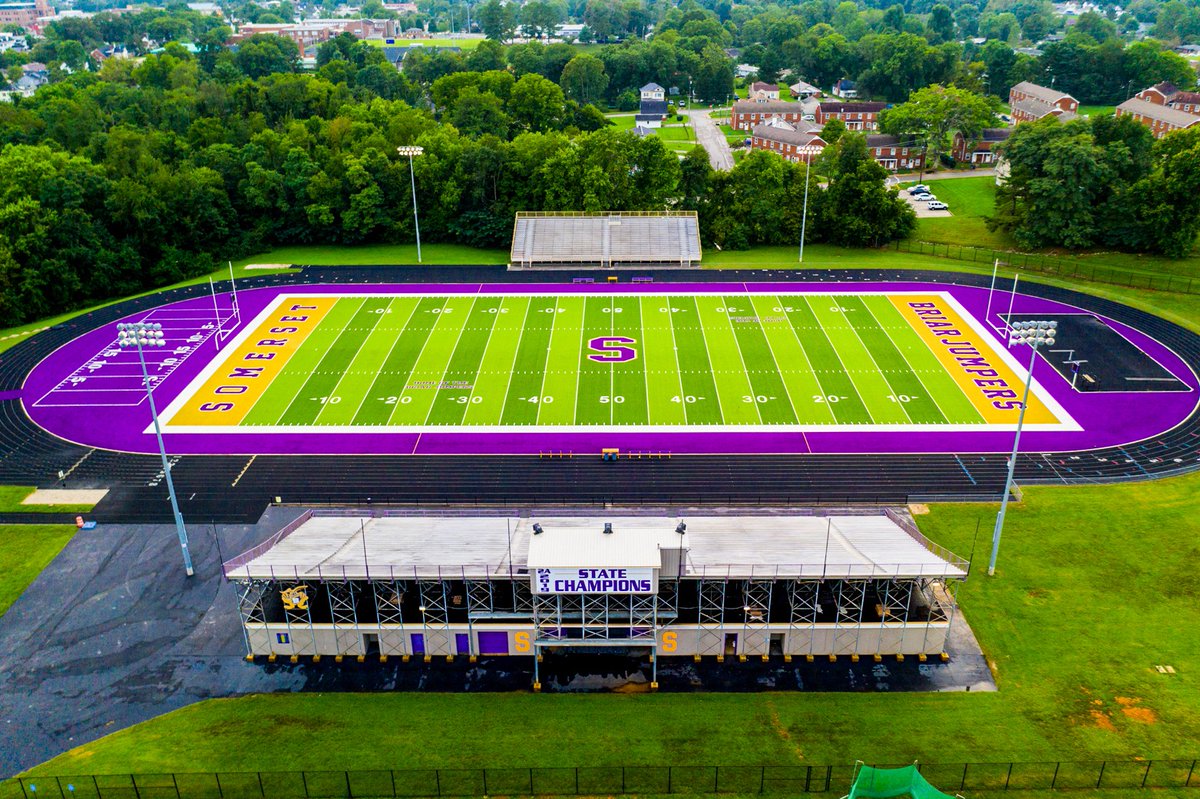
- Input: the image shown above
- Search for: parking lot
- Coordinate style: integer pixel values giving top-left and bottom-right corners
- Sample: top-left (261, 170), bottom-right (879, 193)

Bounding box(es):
top-left (891, 180), bottom-right (953, 218)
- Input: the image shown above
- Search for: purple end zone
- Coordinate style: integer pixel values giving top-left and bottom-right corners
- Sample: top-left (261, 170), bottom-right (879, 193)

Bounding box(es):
top-left (18, 281), bottom-right (1200, 456)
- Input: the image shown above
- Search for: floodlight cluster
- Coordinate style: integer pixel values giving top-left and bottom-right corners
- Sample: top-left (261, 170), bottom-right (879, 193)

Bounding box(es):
top-left (1009, 319), bottom-right (1056, 347)
top-left (117, 321), bottom-right (167, 348)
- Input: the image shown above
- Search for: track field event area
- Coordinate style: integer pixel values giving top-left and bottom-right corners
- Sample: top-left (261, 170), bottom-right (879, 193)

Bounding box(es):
top-left (21, 281), bottom-right (1197, 456)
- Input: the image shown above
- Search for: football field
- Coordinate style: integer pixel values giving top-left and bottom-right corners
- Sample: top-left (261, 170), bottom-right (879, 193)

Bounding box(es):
top-left (160, 291), bottom-right (1065, 431)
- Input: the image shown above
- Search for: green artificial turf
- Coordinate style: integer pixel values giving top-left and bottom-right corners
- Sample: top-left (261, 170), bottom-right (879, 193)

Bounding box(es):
top-left (178, 292), bottom-right (1005, 430)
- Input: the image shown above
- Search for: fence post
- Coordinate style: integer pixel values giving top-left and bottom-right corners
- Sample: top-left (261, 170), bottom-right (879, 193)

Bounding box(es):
top-left (215, 773), bottom-right (224, 799)
top-left (528, 767), bottom-right (534, 796)
top-left (1142, 761), bottom-right (1152, 788)
top-left (621, 767), bottom-right (625, 794)
top-left (132, 775), bottom-right (142, 799)
top-left (715, 767), bottom-right (720, 793)
top-left (1051, 763), bottom-right (1060, 789)
top-left (575, 767), bottom-right (579, 795)
top-left (1096, 761), bottom-right (1106, 789)
top-left (804, 766), bottom-right (812, 792)
top-left (960, 763), bottom-right (968, 791)
top-left (389, 771), bottom-right (396, 799)
top-left (172, 773), bottom-right (180, 799)
top-left (1187, 760), bottom-right (1196, 787)
top-left (1005, 762), bottom-right (1013, 790)
top-left (435, 770), bottom-right (441, 798)
top-left (668, 767), bottom-right (672, 794)
top-left (760, 766), bottom-right (766, 794)
top-left (301, 772), bottom-right (309, 798)
top-left (345, 770), bottom-right (353, 799)
top-left (483, 769), bottom-right (488, 796)
top-left (93, 776), bottom-right (100, 799)
top-left (258, 772), bottom-right (265, 799)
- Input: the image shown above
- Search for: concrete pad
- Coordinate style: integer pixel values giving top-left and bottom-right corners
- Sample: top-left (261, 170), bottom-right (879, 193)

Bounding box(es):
top-left (245, 263), bottom-right (292, 270)
top-left (21, 488), bottom-right (108, 506)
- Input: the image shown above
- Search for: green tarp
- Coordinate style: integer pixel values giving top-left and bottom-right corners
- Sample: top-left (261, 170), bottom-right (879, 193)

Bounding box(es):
top-left (847, 766), bottom-right (958, 799)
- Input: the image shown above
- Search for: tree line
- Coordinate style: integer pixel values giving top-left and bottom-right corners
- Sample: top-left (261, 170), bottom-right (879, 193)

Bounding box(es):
top-left (0, 34), bottom-right (912, 326)
top-left (990, 115), bottom-right (1200, 256)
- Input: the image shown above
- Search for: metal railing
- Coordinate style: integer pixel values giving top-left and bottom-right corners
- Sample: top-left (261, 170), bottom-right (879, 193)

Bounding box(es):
top-left (891, 239), bottom-right (1200, 295)
top-left (7, 759), bottom-right (1198, 799)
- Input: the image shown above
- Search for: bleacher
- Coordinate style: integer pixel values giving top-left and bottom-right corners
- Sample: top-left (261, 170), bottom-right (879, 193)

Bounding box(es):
top-left (509, 212), bottom-right (702, 270)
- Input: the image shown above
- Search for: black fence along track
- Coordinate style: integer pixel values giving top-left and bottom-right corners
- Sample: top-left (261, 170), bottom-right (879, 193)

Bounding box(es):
top-left (7, 759), bottom-right (1199, 799)
top-left (0, 266), bottom-right (1196, 523)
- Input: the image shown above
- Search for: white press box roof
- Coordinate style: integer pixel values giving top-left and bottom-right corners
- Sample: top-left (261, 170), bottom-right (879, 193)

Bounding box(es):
top-left (227, 514), bottom-right (967, 581)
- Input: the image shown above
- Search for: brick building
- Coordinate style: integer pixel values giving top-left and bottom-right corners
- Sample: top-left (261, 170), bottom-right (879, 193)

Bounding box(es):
top-left (1134, 82), bottom-right (1200, 116)
top-left (749, 119), bottom-right (827, 163)
top-left (864, 134), bottom-right (924, 171)
top-left (952, 128), bottom-right (1012, 165)
top-left (731, 99), bottom-right (807, 131)
top-left (1008, 81), bottom-right (1078, 123)
top-left (1116, 97), bottom-right (1200, 139)
top-left (814, 101), bottom-right (887, 131)
top-left (0, 0), bottom-right (52, 27)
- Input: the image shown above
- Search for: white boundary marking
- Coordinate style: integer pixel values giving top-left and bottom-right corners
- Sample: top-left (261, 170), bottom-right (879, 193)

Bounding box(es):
top-left (531, 296), bottom-right (560, 424)
top-left (343, 296), bottom-right (422, 423)
top-left (766, 295), bottom-right (838, 424)
top-left (385, 296), bottom-right (452, 425)
top-left (155, 289), bottom-right (1084, 435)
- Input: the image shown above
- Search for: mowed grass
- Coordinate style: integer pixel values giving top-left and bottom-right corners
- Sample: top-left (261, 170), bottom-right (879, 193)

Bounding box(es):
top-left (24, 472), bottom-right (1200, 774)
top-left (0, 524), bottom-right (76, 618)
top-left (220, 293), bottom-right (993, 429)
top-left (905, 176), bottom-right (1015, 250)
top-left (0, 486), bottom-right (95, 514)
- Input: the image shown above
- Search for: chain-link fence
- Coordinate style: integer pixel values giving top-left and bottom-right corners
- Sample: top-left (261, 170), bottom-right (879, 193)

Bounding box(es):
top-left (891, 239), bottom-right (1200, 295)
top-left (6, 760), bottom-right (1198, 799)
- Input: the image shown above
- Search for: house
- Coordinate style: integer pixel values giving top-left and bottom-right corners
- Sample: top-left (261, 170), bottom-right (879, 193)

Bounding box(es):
top-left (1173, 44), bottom-right (1200, 56)
top-left (789, 80), bottom-right (821, 99)
top-left (1135, 82), bottom-right (1200, 116)
top-left (749, 81), bottom-right (779, 100)
top-left (864, 134), bottom-right (924, 171)
top-left (831, 78), bottom-right (858, 98)
top-left (640, 82), bottom-right (665, 101)
top-left (952, 128), bottom-right (1012, 164)
top-left (735, 63), bottom-right (756, 79)
top-left (815, 101), bottom-right (887, 131)
top-left (1116, 97), bottom-right (1200, 139)
top-left (637, 84), bottom-right (668, 128)
top-left (1008, 82), bottom-right (1078, 123)
top-left (731, 99), bottom-right (808, 131)
top-left (750, 118), bottom-right (827, 163)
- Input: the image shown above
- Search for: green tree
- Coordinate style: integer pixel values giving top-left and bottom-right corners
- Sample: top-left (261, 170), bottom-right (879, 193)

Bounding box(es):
top-left (816, 133), bottom-right (915, 246)
top-left (559, 53), bottom-right (608, 104)
top-left (476, 0), bottom-right (517, 42)
top-left (927, 4), bottom-right (955, 43)
top-left (508, 72), bottom-right (565, 132)
top-left (234, 34), bottom-right (299, 79)
top-left (692, 42), bottom-right (733, 105)
top-left (880, 84), bottom-right (998, 173)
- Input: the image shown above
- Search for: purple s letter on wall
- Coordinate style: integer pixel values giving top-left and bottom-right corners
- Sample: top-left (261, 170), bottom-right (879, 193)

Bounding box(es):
top-left (587, 336), bottom-right (638, 362)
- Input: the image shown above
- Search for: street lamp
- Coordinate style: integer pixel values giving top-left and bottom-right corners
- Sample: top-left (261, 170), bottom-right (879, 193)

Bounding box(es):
top-left (987, 319), bottom-right (1057, 577)
top-left (117, 321), bottom-right (194, 577)
top-left (397, 145), bottom-right (425, 264)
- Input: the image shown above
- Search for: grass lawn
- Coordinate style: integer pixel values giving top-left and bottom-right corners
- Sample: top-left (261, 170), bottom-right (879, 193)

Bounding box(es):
top-left (24, 470), bottom-right (1200, 773)
top-left (905, 176), bottom-right (1016, 251)
top-left (0, 486), bottom-right (95, 514)
top-left (1079, 105), bottom-right (1117, 117)
top-left (0, 524), bottom-right (75, 618)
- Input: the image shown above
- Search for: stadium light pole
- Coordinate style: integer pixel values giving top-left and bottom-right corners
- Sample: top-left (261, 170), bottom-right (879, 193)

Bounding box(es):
top-left (397, 145), bottom-right (424, 264)
top-left (987, 319), bottom-right (1057, 577)
top-left (798, 158), bottom-right (811, 263)
top-left (118, 322), bottom-right (194, 577)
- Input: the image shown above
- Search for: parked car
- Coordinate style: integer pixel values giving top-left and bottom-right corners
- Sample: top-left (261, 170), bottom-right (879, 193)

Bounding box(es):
top-left (926, 200), bottom-right (948, 210)
top-left (908, 184), bottom-right (929, 193)
top-left (911, 192), bottom-right (935, 202)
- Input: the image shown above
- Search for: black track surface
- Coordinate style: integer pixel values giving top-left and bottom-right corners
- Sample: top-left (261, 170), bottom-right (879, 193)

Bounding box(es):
top-left (2, 267), bottom-right (1197, 523)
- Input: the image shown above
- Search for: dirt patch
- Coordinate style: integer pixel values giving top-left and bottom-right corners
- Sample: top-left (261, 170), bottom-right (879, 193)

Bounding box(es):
top-left (1089, 709), bottom-right (1117, 731)
top-left (908, 503), bottom-right (930, 515)
top-left (1116, 697), bottom-right (1157, 724)
top-left (765, 698), bottom-right (805, 761)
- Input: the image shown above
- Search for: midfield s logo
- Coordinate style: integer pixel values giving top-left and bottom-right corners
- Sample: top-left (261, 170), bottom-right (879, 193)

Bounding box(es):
top-left (587, 336), bottom-right (638, 363)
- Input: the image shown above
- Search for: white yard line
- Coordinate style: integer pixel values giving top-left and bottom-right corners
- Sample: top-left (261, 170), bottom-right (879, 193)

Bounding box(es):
top-left (384, 297), bottom-right (451, 426)
top-left (664, 298), bottom-right (689, 425)
top-left (313, 297), bottom-right (395, 425)
top-left (826, 297), bottom-right (915, 425)
top-left (771, 295), bottom-right (839, 422)
top-left (493, 298), bottom-right (534, 425)
top-left (269, 297), bottom-right (369, 425)
top-left (419, 297), bottom-right (480, 426)
top-left (690, 298), bottom-right (727, 425)
top-left (532, 296), bottom-right (560, 424)
top-left (343, 297), bottom-right (422, 424)
top-left (801, 295), bottom-right (891, 425)
top-left (638, 297), bottom-right (652, 426)
top-left (453, 298), bottom-right (504, 420)
top-left (712, 297), bottom-right (764, 424)
top-left (744, 300), bottom-right (800, 422)
top-left (859, 298), bottom-right (968, 424)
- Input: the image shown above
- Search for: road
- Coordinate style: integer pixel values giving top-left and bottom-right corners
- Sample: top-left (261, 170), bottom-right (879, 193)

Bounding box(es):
top-left (687, 108), bottom-right (735, 171)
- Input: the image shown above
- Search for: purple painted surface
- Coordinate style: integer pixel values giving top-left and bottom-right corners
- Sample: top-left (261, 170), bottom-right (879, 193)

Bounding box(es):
top-left (20, 281), bottom-right (1199, 456)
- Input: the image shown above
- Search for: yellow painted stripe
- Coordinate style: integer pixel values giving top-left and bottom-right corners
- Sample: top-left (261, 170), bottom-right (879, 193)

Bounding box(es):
top-left (169, 296), bottom-right (338, 426)
top-left (889, 295), bottom-right (1060, 425)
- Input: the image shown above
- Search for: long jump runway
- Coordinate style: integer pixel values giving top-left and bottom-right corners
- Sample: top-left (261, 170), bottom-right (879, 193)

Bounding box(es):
top-left (19, 280), bottom-right (1198, 458)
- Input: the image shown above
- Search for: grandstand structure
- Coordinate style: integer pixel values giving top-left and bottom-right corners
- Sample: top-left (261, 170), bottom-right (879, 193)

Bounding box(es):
top-left (224, 510), bottom-right (967, 688)
top-left (509, 211), bottom-right (702, 270)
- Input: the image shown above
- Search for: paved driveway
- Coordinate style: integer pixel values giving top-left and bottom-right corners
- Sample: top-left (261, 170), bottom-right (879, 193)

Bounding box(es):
top-left (687, 108), bottom-right (735, 171)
